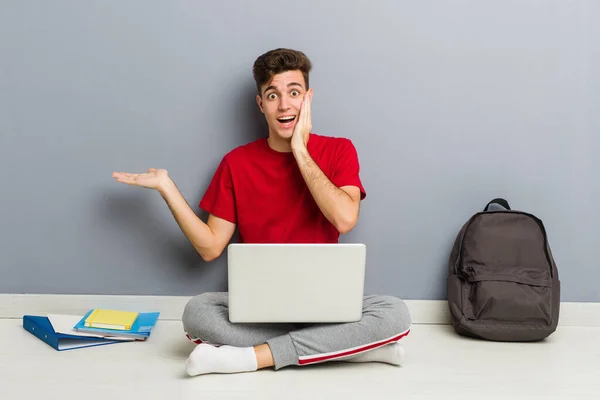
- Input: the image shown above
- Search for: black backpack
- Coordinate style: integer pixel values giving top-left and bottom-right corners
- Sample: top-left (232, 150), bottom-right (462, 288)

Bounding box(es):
top-left (447, 198), bottom-right (561, 341)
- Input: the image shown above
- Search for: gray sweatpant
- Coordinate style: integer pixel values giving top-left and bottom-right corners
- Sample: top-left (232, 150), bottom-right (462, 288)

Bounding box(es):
top-left (181, 292), bottom-right (412, 370)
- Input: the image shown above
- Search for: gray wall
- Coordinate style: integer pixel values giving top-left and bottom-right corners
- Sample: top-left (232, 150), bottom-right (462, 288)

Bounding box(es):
top-left (1, 1), bottom-right (598, 301)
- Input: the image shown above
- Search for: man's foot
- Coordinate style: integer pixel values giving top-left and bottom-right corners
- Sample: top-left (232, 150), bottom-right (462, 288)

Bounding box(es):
top-left (343, 342), bottom-right (405, 366)
top-left (186, 344), bottom-right (258, 376)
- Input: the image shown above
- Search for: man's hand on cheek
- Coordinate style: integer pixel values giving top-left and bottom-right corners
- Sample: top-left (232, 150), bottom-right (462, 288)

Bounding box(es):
top-left (291, 89), bottom-right (313, 153)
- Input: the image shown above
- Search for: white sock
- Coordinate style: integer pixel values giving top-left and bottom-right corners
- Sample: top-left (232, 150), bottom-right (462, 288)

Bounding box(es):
top-left (186, 344), bottom-right (258, 376)
top-left (342, 342), bottom-right (404, 365)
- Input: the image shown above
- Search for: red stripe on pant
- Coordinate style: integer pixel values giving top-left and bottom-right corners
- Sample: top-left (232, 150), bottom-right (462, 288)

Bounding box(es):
top-left (298, 329), bottom-right (410, 365)
top-left (185, 333), bottom-right (222, 347)
top-left (185, 333), bottom-right (203, 344)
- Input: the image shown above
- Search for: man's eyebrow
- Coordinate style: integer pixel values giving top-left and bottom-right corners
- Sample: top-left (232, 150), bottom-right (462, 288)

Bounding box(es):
top-left (263, 82), bottom-right (304, 94)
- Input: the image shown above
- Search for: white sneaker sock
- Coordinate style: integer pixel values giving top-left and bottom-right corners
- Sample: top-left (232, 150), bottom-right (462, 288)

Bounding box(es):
top-left (186, 344), bottom-right (258, 376)
top-left (342, 342), bottom-right (405, 365)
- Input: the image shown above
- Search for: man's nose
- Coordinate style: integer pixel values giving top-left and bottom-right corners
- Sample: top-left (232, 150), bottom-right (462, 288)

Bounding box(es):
top-left (278, 96), bottom-right (291, 110)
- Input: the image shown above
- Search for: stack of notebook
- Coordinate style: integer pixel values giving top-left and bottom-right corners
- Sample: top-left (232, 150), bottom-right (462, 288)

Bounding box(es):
top-left (73, 309), bottom-right (160, 340)
top-left (23, 308), bottom-right (160, 351)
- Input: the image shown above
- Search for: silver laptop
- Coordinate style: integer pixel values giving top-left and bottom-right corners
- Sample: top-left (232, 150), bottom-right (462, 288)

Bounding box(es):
top-left (227, 243), bottom-right (366, 323)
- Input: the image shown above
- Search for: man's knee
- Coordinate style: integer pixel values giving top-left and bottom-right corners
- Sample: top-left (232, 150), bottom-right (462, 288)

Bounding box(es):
top-left (365, 294), bottom-right (412, 337)
top-left (182, 292), bottom-right (226, 341)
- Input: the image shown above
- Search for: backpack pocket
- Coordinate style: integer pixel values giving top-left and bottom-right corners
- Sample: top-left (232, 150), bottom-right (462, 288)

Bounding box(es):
top-left (461, 273), bottom-right (553, 326)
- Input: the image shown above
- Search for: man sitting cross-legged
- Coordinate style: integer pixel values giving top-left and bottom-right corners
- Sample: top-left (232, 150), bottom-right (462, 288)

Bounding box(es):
top-left (112, 48), bottom-right (412, 376)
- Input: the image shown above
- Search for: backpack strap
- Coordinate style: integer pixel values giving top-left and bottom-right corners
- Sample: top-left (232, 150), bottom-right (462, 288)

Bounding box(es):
top-left (484, 198), bottom-right (510, 211)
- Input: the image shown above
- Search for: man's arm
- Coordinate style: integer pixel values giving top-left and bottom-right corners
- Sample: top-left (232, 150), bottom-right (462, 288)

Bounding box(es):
top-left (159, 179), bottom-right (236, 262)
top-left (292, 148), bottom-right (361, 234)
top-left (290, 90), bottom-right (361, 234)
top-left (112, 168), bottom-right (235, 262)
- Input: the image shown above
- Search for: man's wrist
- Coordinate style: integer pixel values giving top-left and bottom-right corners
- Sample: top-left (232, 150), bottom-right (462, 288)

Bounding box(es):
top-left (158, 177), bottom-right (177, 198)
top-left (292, 144), bottom-right (310, 162)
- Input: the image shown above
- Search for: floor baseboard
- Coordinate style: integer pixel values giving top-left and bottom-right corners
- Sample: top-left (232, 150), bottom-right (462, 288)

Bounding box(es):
top-left (1, 294), bottom-right (599, 327)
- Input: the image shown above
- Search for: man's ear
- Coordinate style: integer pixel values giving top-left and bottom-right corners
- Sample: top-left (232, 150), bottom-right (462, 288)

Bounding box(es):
top-left (256, 95), bottom-right (264, 113)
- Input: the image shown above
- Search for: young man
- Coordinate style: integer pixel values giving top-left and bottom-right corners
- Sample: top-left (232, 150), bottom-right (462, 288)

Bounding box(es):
top-left (112, 48), bottom-right (411, 376)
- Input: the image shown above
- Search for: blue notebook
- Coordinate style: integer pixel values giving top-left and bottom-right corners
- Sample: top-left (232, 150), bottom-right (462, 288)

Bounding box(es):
top-left (73, 309), bottom-right (160, 339)
top-left (23, 315), bottom-right (123, 351)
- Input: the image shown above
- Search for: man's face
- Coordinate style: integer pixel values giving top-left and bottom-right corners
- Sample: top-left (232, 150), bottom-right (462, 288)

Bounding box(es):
top-left (256, 70), bottom-right (311, 141)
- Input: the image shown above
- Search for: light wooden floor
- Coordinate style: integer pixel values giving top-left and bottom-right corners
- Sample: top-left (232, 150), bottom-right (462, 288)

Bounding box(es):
top-left (1, 318), bottom-right (598, 399)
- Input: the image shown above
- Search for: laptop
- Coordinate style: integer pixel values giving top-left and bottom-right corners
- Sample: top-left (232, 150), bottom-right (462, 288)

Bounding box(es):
top-left (227, 243), bottom-right (366, 323)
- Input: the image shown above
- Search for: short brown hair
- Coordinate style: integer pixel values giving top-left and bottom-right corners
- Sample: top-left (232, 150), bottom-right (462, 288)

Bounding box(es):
top-left (252, 48), bottom-right (312, 95)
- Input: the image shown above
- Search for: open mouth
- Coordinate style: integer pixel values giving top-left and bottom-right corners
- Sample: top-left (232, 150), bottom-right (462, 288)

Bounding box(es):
top-left (277, 116), bottom-right (296, 124)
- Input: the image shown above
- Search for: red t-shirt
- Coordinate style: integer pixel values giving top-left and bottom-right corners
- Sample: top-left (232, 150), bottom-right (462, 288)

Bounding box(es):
top-left (199, 133), bottom-right (366, 243)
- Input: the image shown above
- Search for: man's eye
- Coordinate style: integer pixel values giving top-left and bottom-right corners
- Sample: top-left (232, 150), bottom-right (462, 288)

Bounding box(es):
top-left (268, 93), bottom-right (277, 100)
top-left (291, 90), bottom-right (300, 96)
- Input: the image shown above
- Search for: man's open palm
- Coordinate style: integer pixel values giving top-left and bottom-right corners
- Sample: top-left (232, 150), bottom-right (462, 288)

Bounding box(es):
top-left (112, 168), bottom-right (169, 190)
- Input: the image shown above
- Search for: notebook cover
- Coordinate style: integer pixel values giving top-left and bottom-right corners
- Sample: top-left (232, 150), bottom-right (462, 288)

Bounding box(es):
top-left (84, 309), bottom-right (139, 330)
